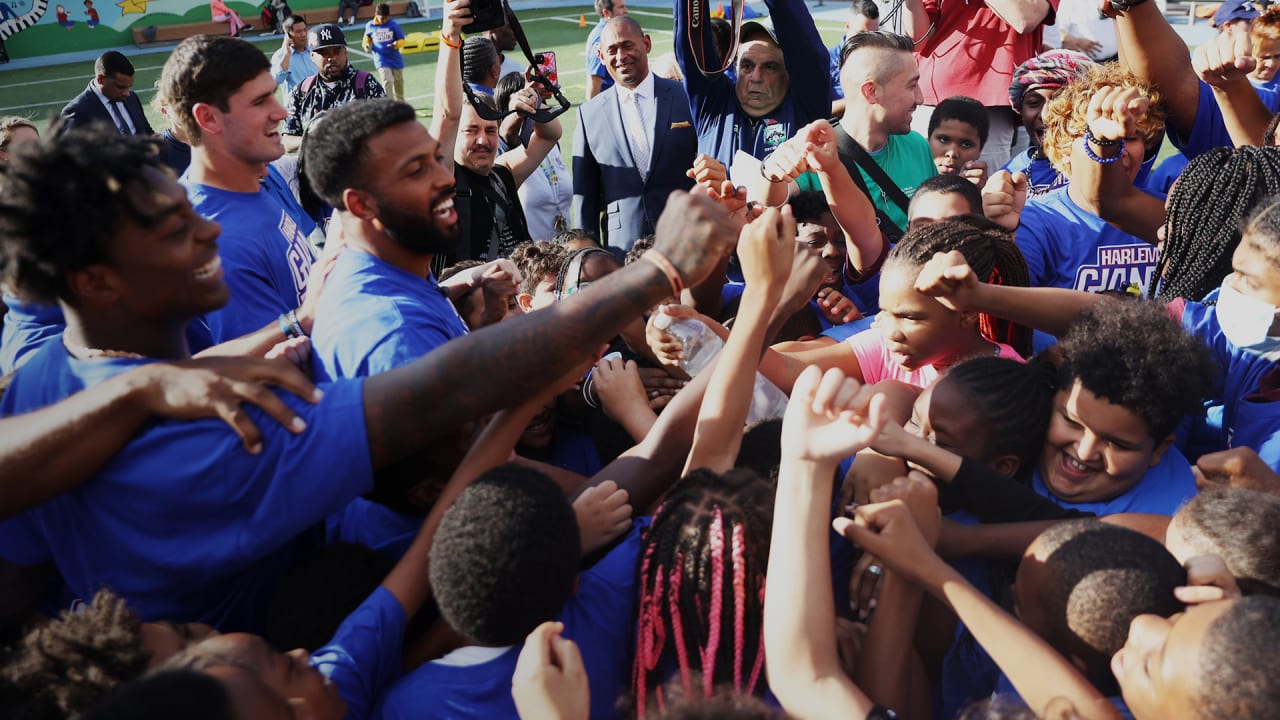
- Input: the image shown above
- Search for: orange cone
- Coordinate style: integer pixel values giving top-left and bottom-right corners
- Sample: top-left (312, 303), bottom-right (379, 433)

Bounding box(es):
top-left (714, 0), bottom-right (724, 17)
top-left (579, 14), bottom-right (587, 27)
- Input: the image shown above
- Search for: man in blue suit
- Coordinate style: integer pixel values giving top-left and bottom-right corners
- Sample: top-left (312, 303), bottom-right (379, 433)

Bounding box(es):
top-left (59, 51), bottom-right (154, 136)
top-left (573, 16), bottom-right (697, 252)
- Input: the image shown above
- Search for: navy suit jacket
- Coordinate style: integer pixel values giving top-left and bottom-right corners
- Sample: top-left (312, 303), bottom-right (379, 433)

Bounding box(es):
top-left (572, 76), bottom-right (697, 252)
top-left (59, 82), bottom-right (154, 136)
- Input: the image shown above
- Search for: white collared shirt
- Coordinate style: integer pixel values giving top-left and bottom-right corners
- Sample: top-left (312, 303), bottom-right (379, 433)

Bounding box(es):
top-left (614, 71), bottom-right (655, 165)
top-left (91, 80), bottom-right (136, 134)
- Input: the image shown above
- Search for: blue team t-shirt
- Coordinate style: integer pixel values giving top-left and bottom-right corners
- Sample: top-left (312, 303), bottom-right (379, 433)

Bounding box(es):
top-left (1003, 149), bottom-right (1067, 199)
top-left (1030, 445), bottom-right (1197, 516)
top-left (311, 248), bottom-right (469, 382)
top-left (0, 342), bottom-right (373, 631)
top-left (364, 19), bottom-right (406, 70)
top-left (181, 166), bottom-right (317, 347)
top-left (1016, 187), bottom-right (1160, 295)
top-left (375, 521), bottom-right (644, 720)
top-left (312, 585), bottom-right (408, 720)
top-left (0, 292), bottom-right (64, 374)
top-left (586, 20), bottom-right (613, 93)
top-left (1174, 81), bottom-right (1280, 160)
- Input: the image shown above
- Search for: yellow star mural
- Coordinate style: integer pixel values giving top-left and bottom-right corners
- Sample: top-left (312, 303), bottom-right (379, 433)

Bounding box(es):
top-left (116, 0), bottom-right (147, 15)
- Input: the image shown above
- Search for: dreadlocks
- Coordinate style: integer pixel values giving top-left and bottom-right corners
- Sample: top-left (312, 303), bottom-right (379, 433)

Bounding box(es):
top-left (888, 215), bottom-right (1034, 357)
top-left (1153, 146), bottom-right (1280, 302)
top-left (634, 468), bottom-right (775, 716)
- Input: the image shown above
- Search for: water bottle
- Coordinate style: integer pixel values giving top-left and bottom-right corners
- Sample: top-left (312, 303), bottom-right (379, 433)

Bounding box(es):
top-left (652, 309), bottom-right (724, 377)
top-left (653, 309), bottom-right (790, 422)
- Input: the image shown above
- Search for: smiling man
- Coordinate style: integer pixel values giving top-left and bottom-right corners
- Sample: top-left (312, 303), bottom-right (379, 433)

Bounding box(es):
top-left (673, 0), bottom-right (828, 163)
top-left (159, 35), bottom-right (319, 349)
top-left (572, 16), bottom-right (696, 251)
top-left (281, 22), bottom-right (385, 153)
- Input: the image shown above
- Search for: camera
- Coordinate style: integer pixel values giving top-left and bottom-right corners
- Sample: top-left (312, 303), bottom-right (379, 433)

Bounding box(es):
top-left (462, 0), bottom-right (506, 33)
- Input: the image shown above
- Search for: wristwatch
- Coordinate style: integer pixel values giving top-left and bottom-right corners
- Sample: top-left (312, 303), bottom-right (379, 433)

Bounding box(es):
top-left (866, 705), bottom-right (899, 720)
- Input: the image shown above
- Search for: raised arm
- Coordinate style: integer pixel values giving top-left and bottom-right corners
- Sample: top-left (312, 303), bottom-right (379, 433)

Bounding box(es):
top-left (362, 191), bottom-right (738, 470)
top-left (1112, 0), bottom-right (1200, 140)
top-left (766, 0), bottom-right (831, 119)
top-left (899, 0), bottom-right (936, 45)
top-left (767, 366), bottom-right (886, 720)
top-left (497, 86), bottom-right (562, 187)
top-left (0, 358), bottom-right (318, 519)
top-left (801, 120), bottom-right (886, 277)
top-left (1192, 30), bottom-right (1274, 148)
top-left (683, 206), bottom-right (795, 475)
top-left (1069, 87), bottom-right (1164, 243)
top-left (431, 0), bottom-right (470, 161)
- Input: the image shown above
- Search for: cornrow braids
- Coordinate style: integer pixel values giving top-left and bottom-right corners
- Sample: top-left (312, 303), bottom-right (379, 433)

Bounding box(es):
top-left (2, 590), bottom-right (150, 717)
top-left (940, 356), bottom-right (1056, 482)
top-left (1153, 146), bottom-right (1280, 302)
top-left (633, 468), bottom-right (775, 716)
top-left (0, 127), bottom-right (168, 306)
top-left (888, 215), bottom-right (1034, 357)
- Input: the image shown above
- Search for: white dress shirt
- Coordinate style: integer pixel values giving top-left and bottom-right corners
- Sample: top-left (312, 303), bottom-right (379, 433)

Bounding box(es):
top-left (614, 71), bottom-right (656, 178)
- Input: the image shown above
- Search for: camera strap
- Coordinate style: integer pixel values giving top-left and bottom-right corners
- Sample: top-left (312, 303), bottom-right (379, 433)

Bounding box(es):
top-left (460, 0), bottom-right (572, 123)
top-left (684, 0), bottom-right (744, 76)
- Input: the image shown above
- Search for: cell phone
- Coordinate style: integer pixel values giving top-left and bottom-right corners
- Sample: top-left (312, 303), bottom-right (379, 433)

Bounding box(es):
top-left (531, 51), bottom-right (558, 98)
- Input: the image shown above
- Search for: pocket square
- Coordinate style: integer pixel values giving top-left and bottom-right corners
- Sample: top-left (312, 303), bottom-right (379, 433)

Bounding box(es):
top-left (670, 120), bottom-right (692, 129)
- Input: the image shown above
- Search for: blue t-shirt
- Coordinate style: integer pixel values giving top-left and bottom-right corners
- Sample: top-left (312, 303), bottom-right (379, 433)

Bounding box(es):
top-left (1173, 81), bottom-right (1280, 160)
top-left (1178, 299), bottom-right (1280, 471)
top-left (364, 19), bottom-right (406, 70)
top-left (376, 521), bottom-right (644, 720)
top-left (586, 20), bottom-right (613, 93)
top-left (312, 585), bottom-right (408, 720)
top-left (182, 166), bottom-right (317, 347)
top-left (325, 498), bottom-right (421, 562)
top-left (0, 292), bottom-right (64, 374)
top-left (311, 248), bottom-right (469, 382)
top-left (0, 343), bottom-right (373, 631)
top-left (674, 0), bottom-right (830, 164)
top-left (1003, 148), bottom-right (1066, 199)
top-left (828, 40), bottom-right (845, 101)
top-left (1016, 187), bottom-right (1160, 295)
top-left (1030, 445), bottom-right (1197, 516)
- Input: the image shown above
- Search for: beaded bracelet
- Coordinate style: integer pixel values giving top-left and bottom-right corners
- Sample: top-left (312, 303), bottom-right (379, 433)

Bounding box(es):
top-left (1083, 134), bottom-right (1125, 165)
top-left (643, 249), bottom-right (685, 298)
top-left (1084, 127), bottom-right (1119, 147)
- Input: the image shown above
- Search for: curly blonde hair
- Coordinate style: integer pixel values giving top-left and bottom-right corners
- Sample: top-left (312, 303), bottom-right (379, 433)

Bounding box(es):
top-left (1040, 63), bottom-right (1165, 173)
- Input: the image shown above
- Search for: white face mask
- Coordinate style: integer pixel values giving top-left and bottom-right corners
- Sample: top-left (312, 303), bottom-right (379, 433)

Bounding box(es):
top-left (1216, 274), bottom-right (1280, 360)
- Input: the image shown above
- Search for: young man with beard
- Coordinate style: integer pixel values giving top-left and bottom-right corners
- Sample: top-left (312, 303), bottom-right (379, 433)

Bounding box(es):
top-left (282, 22), bottom-right (385, 153)
top-left (160, 35), bottom-right (319, 350)
top-left (0, 126), bottom-right (739, 633)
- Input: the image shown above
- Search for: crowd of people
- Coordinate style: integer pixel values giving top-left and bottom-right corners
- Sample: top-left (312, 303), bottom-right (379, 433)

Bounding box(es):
top-left (5, 0), bottom-right (1280, 717)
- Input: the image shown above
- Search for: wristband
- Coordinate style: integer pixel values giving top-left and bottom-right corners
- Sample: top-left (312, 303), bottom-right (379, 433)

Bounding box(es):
top-left (1082, 135), bottom-right (1125, 165)
top-left (1084, 127), bottom-right (1120, 147)
top-left (441, 33), bottom-right (462, 49)
top-left (642, 249), bottom-right (685, 298)
top-left (279, 313), bottom-right (295, 339)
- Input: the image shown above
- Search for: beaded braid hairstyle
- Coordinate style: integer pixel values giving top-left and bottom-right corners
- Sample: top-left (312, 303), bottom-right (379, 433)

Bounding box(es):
top-left (886, 215), bottom-right (1034, 358)
top-left (1151, 146), bottom-right (1280, 302)
top-left (633, 468), bottom-right (775, 716)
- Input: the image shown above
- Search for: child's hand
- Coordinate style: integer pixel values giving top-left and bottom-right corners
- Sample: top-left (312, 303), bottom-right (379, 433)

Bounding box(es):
top-left (572, 480), bottom-right (632, 555)
top-left (868, 471), bottom-right (940, 548)
top-left (686, 153), bottom-right (728, 189)
top-left (959, 159), bottom-right (987, 188)
top-left (799, 119), bottom-right (840, 174)
top-left (774, 243), bottom-right (829, 323)
top-left (512, 621), bottom-right (590, 720)
top-left (738, 205), bottom-right (798, 300)
top-left (644, 305), bottom-right (691, 367)
top-left (762, 134), bottom-right (812, 182)
top-left (781, 366), bottom-right (888, 465)
top-left (834, 500), bottom-right (945, 590)
top-left (592, 356), bottom-right (648, 421)
top-left (815, 287), bottom-right (861, 325)
top-left (1193, 447), bottom-right (1280, 495)
top-left (914, 250), bottom-right (981, 311)
top-left (1174, 554), bottom-right (1242, 605)
top-left (982, 170), bottom-right (1026, 231)
top-left (637, 365), bottom-right (687, 408)
top-left (1084, 85), bottom-right (1150, 144)
top-left (834, 617), bottom-right (868, 679)
top-left (1192, 28), bottom-right (1256, 89)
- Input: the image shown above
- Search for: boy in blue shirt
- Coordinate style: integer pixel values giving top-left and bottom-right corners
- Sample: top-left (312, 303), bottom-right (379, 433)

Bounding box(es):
top-left (363, 4), bottom-right (406, 102)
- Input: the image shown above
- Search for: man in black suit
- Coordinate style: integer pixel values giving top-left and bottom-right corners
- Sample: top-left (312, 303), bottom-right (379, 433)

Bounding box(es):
top-left (572, 16), bottom-right (697, 252)
top-left (59, 51), bottom-right (154, 136)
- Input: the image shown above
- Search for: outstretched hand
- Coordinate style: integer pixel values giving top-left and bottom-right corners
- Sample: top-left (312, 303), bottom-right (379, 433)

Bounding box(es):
top-left (738, 205), bottom-right (799, 300)
top-left (1193, 28), bottom-right (1257, 89)
top-left (982, 170), bottom-right (1026, 232)
top-left (512, 621), bottom-right (590, 720)
top-left (833, 499), bottom-right (945, 591)
top-left (781, 366), bottom-right (888, 465)
top-left (913, 250), bottom-right (982, 311)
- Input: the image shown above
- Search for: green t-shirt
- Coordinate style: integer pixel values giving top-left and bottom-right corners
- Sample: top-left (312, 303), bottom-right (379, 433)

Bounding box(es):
top-left (796, 131), bottom-right (937, 234)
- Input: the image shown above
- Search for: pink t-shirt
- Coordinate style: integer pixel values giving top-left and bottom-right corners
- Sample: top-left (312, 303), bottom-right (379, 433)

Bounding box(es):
top-left (845, 327), bottom-right (1025, 387)
top-left (915, 0), bottom-right (1060, 107)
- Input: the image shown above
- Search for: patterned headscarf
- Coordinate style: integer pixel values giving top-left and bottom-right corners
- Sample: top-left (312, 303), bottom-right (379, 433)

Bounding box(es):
top-left (1008, 49), bottom-right (1096, 112)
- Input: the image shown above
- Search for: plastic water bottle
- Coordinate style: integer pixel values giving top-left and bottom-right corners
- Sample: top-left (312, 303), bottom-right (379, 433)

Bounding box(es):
top-left (653, 309), bottom-right (790, 422)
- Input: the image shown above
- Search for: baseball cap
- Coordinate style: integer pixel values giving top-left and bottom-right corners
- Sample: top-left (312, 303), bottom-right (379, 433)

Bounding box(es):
top-left (739, 18), bottom-right (778, 45)
top-left (308, 23), bottom-right (347, 50)
top-left (1213, 0), bottom-right (1259, 27)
